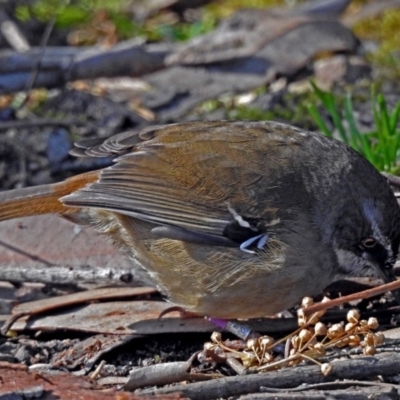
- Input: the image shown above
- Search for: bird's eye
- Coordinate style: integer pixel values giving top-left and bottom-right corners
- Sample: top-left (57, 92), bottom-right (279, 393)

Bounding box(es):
top-left (361, 237), bottom-right (377, 249)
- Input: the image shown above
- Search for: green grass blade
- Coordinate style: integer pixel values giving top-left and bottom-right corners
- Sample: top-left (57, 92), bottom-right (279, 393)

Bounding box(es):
top-left (311, 81), bottom-right (348, 143)
top-left (307, 104), bottom-right (333, 138)
top-left (377, 94), bottom-right (392, 138)
top-left (389, 101), bottom-right (400, 132)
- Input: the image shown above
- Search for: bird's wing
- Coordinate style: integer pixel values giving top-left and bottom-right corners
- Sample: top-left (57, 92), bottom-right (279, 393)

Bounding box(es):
top-left (62, 121), bottom-right (306, 238)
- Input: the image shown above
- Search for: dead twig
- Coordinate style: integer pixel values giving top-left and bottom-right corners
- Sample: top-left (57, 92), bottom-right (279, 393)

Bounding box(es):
top-left (140, 352), bottom-right (400, 400)
top-left (302, 279), bottom-right (400, 316)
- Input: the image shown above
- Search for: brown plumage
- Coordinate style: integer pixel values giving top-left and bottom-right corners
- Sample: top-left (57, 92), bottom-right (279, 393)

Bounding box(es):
top-left (1, 121), bottom-right (399, 318)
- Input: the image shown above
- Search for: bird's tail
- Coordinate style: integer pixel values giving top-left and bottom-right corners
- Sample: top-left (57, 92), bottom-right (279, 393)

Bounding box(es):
top-left (0, 171), bottom-right (99, 221)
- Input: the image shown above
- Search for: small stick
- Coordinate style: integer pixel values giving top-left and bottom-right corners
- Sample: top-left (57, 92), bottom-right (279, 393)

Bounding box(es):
top-left (302, 279), bottom-right (400, 316)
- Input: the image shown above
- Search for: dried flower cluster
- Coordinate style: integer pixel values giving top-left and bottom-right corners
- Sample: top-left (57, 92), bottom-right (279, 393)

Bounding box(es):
top-left (201, 297), bottom-right (384, 375)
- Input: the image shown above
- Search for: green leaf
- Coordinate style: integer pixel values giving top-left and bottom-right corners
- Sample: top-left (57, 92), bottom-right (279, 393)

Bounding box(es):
top-left (309, 83), bottom-right (400, 172)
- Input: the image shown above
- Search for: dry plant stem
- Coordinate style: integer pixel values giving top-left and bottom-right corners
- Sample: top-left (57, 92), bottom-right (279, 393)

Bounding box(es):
top-left (250, 344), bottom-right (262, 363)
top-left (302, 279), bottom-right (400, 316)
top-left (257, 328), bottom-right (325, 372)
top-left (19, 14), bottom-right (56, 110)
top-left (210, 304), bottom-right (379, 380)
top-left (299, 353), bottom-right (323, 366)
top-left (257, 342), bottom-right (322, 372)
top-left (216, 327), bottom-right (304, 360)
top-left (284, 338), bottom-right (291, 358)
top-left (324, 327), bottom-right (368, 349)
top-left (257, 354), bottom-right (299, 372)
top-left (322, 333), bottom-right (348, 348)
top-left (218, 342), bottom-right (245, 358)
top-left (298, 333), bottom-right (317, 353)
top-left (268, 326), bottom-right (304, 352)
top-left (90, 360), bottom-right (106, 379)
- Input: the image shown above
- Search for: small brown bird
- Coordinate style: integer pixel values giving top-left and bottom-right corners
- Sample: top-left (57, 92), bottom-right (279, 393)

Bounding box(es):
top-left (1, 120), bottom-right (400, 321)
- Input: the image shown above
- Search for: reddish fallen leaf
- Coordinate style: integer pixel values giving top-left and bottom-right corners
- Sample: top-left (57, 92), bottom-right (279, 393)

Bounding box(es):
top-left (0, 361), bottom-right (186, 399)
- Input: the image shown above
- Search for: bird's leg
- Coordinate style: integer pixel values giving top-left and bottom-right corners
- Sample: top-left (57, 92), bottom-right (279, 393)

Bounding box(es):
top-left (159, 307), bottom-right (259, 340)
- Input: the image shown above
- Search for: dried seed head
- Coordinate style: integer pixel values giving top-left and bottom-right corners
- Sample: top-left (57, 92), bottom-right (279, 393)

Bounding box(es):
top-left (302, 297), bottom-right (314, 308)
top-left (313, 342), bottom-right (326, 356)
top-left (203, 342), bottom-right (214, 351)
top-left (367, 317), bottom-right (379, 330)
top-left (297, 308), bottom-right (305, 319)
top-left (211, 331), bottom-right (222, 343)
top-left (327, 323), bottom-right (344, 338)
top-left (308, 313), bottom-right (320, 325)
top-left (297, 309), bottom-right (307, 327)
top-left (313, 342), bottom-right (324, 351)
top-left (263, 353), bottom-right (274, 363)
top-left (364, 332), bottom-right (376, 347)
top-left (260, 336), bottom-right (275, 348)
top-left (374, 332), bottom-right (385, 346)
top-left (291, 335), bottom-right (301, 349)
top-left (348, 334), bottom-right (361, 346)
top-left (363, 345), bottom-right (376, 356)
top-left (345, 322), bottom-right (357, 333)
top-left (347, 309), bottom-right (360, 324)
top-left (298, 317), bottom-right (307, 327)
top-left (321, 363), bottom-right (332, 376)
top-left (247, 338), bottom-right (259, 349)
top-left (315, 322), bottom-right (327, 336)
top-left (299, 329), bottom-right (312, 342)
top-left (241, 353), bottom-right (256, 367)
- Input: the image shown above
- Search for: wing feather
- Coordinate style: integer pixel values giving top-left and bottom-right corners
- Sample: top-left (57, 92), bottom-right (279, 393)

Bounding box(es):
top-left (62, 121), bottom-right (306, 236)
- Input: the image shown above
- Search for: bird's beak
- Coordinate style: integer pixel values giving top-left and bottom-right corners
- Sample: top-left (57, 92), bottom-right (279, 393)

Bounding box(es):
top-left (374, 264), bottom-right (400, 305)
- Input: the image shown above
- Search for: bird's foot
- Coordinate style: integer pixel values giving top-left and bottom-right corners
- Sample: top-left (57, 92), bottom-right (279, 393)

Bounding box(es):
top-left (158, 306), bottom-right (202, 319)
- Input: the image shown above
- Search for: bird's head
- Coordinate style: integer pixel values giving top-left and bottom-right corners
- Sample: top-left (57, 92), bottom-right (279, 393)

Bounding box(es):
top-left (332, 194), bottom-right (400, 290)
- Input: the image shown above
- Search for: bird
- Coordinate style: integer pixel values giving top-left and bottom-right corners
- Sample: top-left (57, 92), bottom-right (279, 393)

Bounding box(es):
top-left (1, 120), bottom-right (400, 325)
